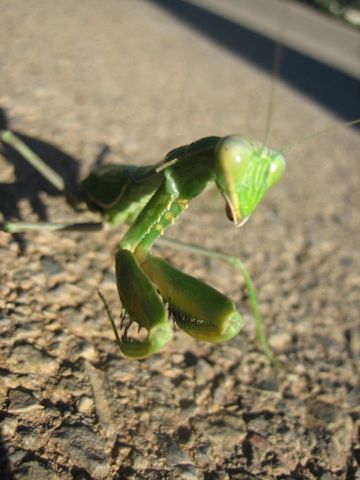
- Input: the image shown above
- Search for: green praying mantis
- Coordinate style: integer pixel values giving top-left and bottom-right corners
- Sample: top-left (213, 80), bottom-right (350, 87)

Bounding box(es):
top-left (2, 116), bottom-right (359, 359)
top-left (0, 130), bottom-right (285, 359)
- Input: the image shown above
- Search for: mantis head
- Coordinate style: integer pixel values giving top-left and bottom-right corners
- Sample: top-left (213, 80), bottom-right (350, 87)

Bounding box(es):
top-left (215, 135), bottom-right (285, 226)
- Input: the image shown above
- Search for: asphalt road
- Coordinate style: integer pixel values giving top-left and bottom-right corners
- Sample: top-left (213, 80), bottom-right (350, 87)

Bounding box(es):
top-left (151, 0), bottom-right (360, 121)
top-left (186, 0), bottom-right (360, 78)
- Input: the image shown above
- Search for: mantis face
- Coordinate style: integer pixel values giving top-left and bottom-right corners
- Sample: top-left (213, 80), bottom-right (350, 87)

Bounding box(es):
top-left (215, 135), bottom-right (286, 226)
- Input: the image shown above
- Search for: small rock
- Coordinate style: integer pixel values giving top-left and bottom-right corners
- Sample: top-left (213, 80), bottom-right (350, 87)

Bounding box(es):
top-left (195, 359), bottom-right (214, 385)
top-left (1, 416), bottom-right (18, 437)
top-left (159, 434), bottom-right (194, 468)
top-left (51, 422), bottom-right (110, 478)
top-left (306, 398), bottom-right (339, 427)
top-left (8, 388), bottom-right (41, 413)
top-left (7, 447), bottom-right (28, 466)
top-left (7, 343), bottom-right (58, 376)
top-left (40, 255), bottom-right (64, 275)
top-left (176, 425), bottom-right (193, 444)
top-left (77, 395), bottom-right (94, 413)
top-left (132, 451), bottom-right (149, 470)
top-left (173, 464), bottom-right (199, 480)
top-left (166, 443), bottom-right (192, 467)
top-left (14, 460), bottom-right (61, 480)
top-left (79, 344), bottom-right (98, 362)
top-left (50, 283), bottom-right (88, 307)
top-left (171, 353), bottom-right (185, 365)
top-left (269, 332), bottom-right (293, 354)
top-left (200, 414), bottom-right (244, 451)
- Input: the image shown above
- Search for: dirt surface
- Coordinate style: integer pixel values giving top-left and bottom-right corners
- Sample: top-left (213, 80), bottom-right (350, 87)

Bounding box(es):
top-left (0, 1), bottom-right (359, 479)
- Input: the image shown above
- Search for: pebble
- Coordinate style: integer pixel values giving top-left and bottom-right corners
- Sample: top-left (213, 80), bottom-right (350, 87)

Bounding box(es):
top-left (40, 255), bottom-right (64, 275)
top-left (269, 332), bottom-right (293, 354)
top-left (195, 359), bottom-right (215, 385)
top-left (7, 388), bottom-right (41, 413)
top-left (132, 451), bottom-right (149, 470)
top-left (49, 283), bottom-right (88, 307)
top-left (7, 343), bottom-right (59, 376)
top-left (1, 416), bottom-right (18, 437)
top-left (13, 460), bottom-right (62, 480)
top-left (51, 422), bottom-right (110, 478)
top-left (77, 395), bottom-right (94, 413)
top-left (173, 464), bottom-right (200, 480)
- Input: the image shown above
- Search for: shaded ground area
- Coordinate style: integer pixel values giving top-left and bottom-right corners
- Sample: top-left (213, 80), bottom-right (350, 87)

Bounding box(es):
top-left (0, 1), bottom-right (359, 478)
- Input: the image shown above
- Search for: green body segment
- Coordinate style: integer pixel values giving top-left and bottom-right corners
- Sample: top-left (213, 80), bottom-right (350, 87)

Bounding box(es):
top-left (143, 255), bottom-right (244, 343)
top-left (81, 164), bottom-right (163, 226)
top-left (115, 250), bottom-right (172, 358)
top-left (119, 138), bottom-right (220, 257)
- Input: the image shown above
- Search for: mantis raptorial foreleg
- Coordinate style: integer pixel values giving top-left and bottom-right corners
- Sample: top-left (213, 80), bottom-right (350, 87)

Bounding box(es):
top-left (1, 129), bottom-right (285, 360)
top-left (112, 250), bottom-right (173, 359)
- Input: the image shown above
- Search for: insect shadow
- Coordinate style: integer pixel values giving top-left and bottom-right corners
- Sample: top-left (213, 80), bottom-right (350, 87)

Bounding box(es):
top-left (0, 107), bottom-right (110, 251)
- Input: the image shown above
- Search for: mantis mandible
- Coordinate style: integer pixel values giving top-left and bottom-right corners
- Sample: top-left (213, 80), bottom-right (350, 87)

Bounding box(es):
top-left (0, 130), bottom-right (285, 359)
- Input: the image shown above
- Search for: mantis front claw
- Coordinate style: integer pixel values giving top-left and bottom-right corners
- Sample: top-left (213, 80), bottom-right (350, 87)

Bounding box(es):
top-left (99, 250), bottom-right (173, 359)
top-left (100, 248), bottom-right (245, 359)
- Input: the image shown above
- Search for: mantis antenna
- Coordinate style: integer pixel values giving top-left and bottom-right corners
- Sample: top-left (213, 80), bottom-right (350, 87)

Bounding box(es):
top-left (261, 0), bottom-right (288, 150)
top-left (279, 118), bottom-right (360, 154)
top-left (259, 1), bottom-right (359, 154)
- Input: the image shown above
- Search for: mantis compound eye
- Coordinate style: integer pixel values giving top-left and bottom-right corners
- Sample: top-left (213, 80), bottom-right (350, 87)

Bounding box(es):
top-left (266, 154), bottom-right (286, 188)
top-left (215, 135), bottom-right (256, 226)
top-left (215, 136), bottom-right (253, 187)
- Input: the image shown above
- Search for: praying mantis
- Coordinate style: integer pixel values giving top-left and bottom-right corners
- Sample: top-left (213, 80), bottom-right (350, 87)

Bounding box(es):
top-left (0, 130), bottom-right (285, 359)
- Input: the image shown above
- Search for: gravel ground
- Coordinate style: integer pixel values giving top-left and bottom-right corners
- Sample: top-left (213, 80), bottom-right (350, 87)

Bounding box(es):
top-left (0, 1), bottom-right (359, 479)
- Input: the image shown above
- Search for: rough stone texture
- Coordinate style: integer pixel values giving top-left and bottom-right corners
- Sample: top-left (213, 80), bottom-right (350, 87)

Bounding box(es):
top-left (0, 1), bottom-right (359, 479)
